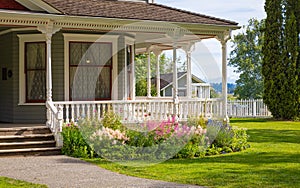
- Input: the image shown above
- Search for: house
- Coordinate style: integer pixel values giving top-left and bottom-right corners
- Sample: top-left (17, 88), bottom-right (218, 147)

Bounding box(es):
top-left (0, 0), bottom-right (239, 135)
top-left (151, 72), bottom-right (211, 98)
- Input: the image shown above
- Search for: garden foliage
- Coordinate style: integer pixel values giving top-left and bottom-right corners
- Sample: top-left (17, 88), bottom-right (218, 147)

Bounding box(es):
top-left (61, 113), bottom-right (250, 160)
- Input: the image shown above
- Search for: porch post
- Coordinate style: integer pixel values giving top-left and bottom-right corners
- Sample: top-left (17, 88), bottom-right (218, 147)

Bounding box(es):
top-left (147, 48), bottom-right (152, 98)
top-left (183, 43), bottom-right (195, 98)
top-left (221, 40), bottom-right (228, 120)
top-left (46, 35), bottom-right (53, 102)
top-left (216, 31), bottom-right (231, 121)
top-left (172, 46), bottom-right (179, 116)
top-left (38, 22), bottom-right (61, 127)
top-left (131, 46), bottom-right (136, 100)
top-left (37, 21), bottom-right (61, 102)
top-left (153, 48), bottom-right (162, 97)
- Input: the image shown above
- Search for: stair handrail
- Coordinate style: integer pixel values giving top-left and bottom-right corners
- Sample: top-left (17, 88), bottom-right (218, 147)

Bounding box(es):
top-left (46, 101), bottom-right (63, 147)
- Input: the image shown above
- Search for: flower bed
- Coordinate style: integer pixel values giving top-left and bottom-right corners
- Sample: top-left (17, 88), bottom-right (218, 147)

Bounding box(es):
top-left (61, 112), bottom-right (250, 161)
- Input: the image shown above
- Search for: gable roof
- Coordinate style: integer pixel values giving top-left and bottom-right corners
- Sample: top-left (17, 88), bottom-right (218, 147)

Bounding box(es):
top-left (39, 0), bottom-right (238, 26)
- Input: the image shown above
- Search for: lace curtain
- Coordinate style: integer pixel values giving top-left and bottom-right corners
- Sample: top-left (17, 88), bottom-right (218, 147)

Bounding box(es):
top-left (69, 42), bottom-right (112, 100)
top-left (25, 42), bottom-right (46, 102)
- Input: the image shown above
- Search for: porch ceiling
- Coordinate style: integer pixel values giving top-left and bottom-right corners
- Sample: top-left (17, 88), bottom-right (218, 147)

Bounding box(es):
top-left (133, 32), bottom-right (214, 53)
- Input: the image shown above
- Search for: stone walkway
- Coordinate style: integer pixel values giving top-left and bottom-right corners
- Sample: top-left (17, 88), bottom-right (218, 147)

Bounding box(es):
top-left (0, 155), bottom-right (203, 188)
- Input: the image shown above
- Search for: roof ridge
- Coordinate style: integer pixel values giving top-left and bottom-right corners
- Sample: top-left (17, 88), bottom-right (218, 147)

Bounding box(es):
top-left (150, 3), bottom-right (238, 25)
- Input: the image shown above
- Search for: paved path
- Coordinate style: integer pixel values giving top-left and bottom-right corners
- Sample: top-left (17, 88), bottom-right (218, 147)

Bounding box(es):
top-left (0, 155), bottom-right (203, 188)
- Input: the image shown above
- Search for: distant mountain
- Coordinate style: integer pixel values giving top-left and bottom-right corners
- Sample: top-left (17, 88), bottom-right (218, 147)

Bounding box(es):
top-left (211, 83), bottom-right (236, 94)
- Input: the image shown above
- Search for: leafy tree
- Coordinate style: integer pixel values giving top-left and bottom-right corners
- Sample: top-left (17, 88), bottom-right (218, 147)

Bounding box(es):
top-left (135, 53), bottom-right (171, 96)
top-left (135, 52), bottom-right (190, 97)
top-left (228, 18), bottom-right (264, 99)
top-left (263, 0), bottom-right (300, 120)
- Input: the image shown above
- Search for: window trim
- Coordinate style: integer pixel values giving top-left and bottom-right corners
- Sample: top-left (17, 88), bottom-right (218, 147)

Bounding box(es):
top-left (18, 34), bottom-right (46, 105)
top-left (63, 34), bottom-right (119, 101)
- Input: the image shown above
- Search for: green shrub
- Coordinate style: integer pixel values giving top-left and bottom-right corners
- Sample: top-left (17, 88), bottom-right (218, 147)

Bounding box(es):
top-left (207, 123), bottom-right (250, 154)
top-left (61, 113), bottom-right (250, 160)
top-left (61, 122), bottom-right (95, 158)
top-left (101, 111), bottom-right (124, 131)
top-left (230, 126), bottom-right (250, 151)
top-left (187, 115), bottom-right (208, 129)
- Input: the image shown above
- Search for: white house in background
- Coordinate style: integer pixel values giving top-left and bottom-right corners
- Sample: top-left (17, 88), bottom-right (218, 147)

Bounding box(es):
top-left (152, 72), bottom-right (211, 98)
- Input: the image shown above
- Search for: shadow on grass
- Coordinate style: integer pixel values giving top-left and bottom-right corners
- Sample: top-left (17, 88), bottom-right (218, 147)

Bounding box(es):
top-left (165, 151), bottom-right (300, 165)
top-left (247, 129), bottom-right (300, 144)
top-left (230, 118), bottom-right (273, 123)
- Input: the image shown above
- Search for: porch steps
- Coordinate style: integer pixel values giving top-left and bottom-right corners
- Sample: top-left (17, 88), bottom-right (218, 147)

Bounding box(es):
top-left (0, 126), bottom-right (61, 157)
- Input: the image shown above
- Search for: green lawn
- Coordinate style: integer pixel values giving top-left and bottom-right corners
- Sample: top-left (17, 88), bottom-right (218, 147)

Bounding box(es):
top-left (0, 177), bottom-right (47, 188)
top-left (86, 118), bottom-right (300, 188)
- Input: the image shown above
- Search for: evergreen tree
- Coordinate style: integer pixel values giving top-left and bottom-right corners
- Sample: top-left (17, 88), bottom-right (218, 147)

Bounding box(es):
top-left (263, 0), bottom-right (300, 119)
top-left (282, 0), bottom-right (299, 119)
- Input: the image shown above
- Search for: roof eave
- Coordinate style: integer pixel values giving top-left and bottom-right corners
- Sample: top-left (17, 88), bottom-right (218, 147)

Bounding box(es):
top-left (0, 10), bottom-right (240, 34)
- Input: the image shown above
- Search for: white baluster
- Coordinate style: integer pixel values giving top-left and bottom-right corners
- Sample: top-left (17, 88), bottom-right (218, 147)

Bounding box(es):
top-left (87, 104), bottom-right (91, 119)
top-left (71, 104), bottom-right (75, 122)
top-left (66, 104), bottom-right (69, 123)
top-left (92, 104), bottom-right (96, 119)
top-left (97, 104), bottom-right (101, 120)
top-left (76, 104), bottom-right (80, 121)
top-left (81, 104), bottom-right (85, 118)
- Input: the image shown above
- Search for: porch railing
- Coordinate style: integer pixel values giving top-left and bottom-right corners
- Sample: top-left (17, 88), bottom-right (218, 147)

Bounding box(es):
top-left (51, 98), bottom-right (223, 124)
top-left (46, 101), bottom-right (64, 146)
top-left (227, 99), bottom-right (272, 118)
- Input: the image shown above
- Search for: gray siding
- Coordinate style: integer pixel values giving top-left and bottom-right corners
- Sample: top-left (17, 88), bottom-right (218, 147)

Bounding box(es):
top-left (12, 32), bottom-right (46, 123)
top-left (0, 33), bottom-right (14, 122)
top-left (164, 75), bottom-right (187, 97)
top-left (52, 32), bottom-right (64, 101)
top-left (178, 75), bottom-right (187, 88)
top-left (1, 30), bottom-right (124, 123)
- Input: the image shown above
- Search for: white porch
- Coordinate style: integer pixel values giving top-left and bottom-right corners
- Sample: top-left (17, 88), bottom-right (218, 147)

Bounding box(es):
top-left (0, 2), bottom-right (240, 147)
top-left (51, 98), bottom-right (223, 124)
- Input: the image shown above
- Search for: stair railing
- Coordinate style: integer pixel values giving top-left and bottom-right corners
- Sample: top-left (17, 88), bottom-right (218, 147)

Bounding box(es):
top-left (46, 101), bottom-right (64, 147)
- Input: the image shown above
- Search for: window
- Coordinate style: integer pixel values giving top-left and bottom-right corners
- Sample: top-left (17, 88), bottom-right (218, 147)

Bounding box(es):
top-left (25, 42), bottom-right (46, 102)
top-left (18, 34), bottom-right (46, 105)
top-left (69, 42), bottom-right (112, 101)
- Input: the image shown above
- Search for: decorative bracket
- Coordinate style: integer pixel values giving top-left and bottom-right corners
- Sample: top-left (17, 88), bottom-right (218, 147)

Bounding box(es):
top-left (182, 41), bottom-right (197, 54)
top-left (37, 20), bottom-right (61, 40)
top-left (215, 30), bottom-right (232, 44)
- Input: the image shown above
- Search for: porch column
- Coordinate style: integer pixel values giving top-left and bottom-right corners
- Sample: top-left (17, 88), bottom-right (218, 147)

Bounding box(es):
top-left (153, 48), bottom-right (162, 97)
top-left (172, 46), bottom-right (179, 116)
top-left (216, 31), bottom-right (231, 121)
top-left (221, 40), bottom-right (227, 119)
top-left (147, 48), bottom-right (152, 98)
top-left (38, 22), bottom-right (61, 128)
top-left (131, 47), bottom-right (136, 100)
top-left (46, 34), bottom-right (52, 102)
top-left (37, 22), bottom-right (61, 102)
top-left (183, 43), bottom-right (195, 98)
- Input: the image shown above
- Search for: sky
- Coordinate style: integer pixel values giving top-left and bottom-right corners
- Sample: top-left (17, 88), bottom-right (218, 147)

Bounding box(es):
top-left (155, 0), bottom-right (267, 83)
